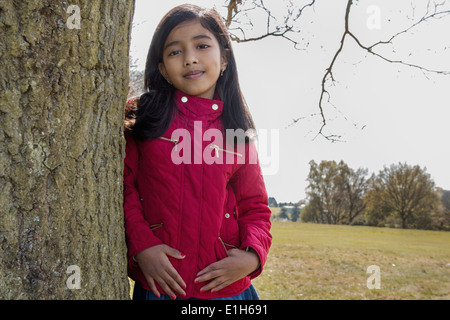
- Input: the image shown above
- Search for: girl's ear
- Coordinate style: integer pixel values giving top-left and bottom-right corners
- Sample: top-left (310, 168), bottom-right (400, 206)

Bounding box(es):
top-left (220, 53), bottom-right (228, 72)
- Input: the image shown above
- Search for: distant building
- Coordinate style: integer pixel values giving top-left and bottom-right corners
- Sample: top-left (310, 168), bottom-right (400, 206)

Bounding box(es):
top-left (268, 197), bottom-right (278, 207)
top-left (282, 205), bottom-right (295, 213)
top-left (280, 205), bottom-right (302, 222)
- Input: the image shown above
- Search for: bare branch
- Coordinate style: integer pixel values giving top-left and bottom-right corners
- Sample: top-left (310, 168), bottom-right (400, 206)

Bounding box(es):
top-left (348, 31), bottom-right (450, 75)
top-left (227, 0), bottom-right (450, 141)
top-left (225, 0), bottom-right (315, 50)
top-left (225, 0), bottom-right (242, 28)
top-left (314, 0), bottom-right (353, 142)
top-left (293, 0), bottom-right (316, 22)
top-left (368, 5), bottom-right (450, 53)
top-left (291, 0), bottom-right (450, 141)
top-left (229, 25), bottom-right (298, 45)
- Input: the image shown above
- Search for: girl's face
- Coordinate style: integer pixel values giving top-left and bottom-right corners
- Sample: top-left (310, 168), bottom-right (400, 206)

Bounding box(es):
top-left (159, 19), bottom-right (227, 99)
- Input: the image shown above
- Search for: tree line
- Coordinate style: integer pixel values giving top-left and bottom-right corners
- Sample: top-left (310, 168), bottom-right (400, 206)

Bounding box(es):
top-left (286, 160), bottom-right (450, 231)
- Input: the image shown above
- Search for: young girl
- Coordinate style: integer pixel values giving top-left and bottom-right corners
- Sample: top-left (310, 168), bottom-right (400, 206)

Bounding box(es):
top-left (123, 4), bottom-right (272, 300)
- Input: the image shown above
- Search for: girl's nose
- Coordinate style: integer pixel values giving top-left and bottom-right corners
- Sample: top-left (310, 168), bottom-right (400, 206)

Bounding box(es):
top-left (184, 49), bottom-right (198, 66)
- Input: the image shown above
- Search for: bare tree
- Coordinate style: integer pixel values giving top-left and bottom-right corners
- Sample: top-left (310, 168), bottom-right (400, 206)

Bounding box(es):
top-left (224, 0), bottom-right (450, 141)
top-left (316, 0), bottom-right (450, 140)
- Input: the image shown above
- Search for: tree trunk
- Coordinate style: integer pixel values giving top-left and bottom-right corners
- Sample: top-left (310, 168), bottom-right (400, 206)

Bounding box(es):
top-left (0, 0), bottom-right (135, 299)
top-left (400, 212), bottom-right (407, 229)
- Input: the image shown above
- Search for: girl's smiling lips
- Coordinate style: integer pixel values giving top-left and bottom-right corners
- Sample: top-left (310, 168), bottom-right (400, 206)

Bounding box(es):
top-left (184, 70), bottom-right (204, 79)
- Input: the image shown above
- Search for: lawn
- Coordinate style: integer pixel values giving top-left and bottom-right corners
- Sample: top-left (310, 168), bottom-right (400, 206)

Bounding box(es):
top-left (252, 221), bottom-right (450, 300)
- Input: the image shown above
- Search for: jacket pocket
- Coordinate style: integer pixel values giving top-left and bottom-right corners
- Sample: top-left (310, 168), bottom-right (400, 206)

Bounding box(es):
top-left (220, 209), bottom-right (240, 249)
top-left (214, 237), bottom-right (229, 261)
top-left (149, 222), bottom-right (164, 240)
top-left (158, 136), bottom-right (179, 151)
top-left (150, 223), bottom-right (163, 231)
top-left (219, 184), bottom-right (241, 249)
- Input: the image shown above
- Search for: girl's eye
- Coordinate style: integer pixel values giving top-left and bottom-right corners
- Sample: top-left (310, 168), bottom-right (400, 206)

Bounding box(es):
top-left (168, 50), bottom-right (181, 57)
top-left (198, 44), bottom-right (210, 49)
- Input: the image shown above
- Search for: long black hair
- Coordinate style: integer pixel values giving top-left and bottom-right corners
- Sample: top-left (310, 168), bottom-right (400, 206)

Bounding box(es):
top-left (129, 4), bottom-right (255, 142)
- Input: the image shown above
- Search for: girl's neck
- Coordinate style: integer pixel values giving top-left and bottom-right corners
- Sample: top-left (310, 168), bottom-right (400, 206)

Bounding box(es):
top-left (175, 89), bottom-right (221, 102)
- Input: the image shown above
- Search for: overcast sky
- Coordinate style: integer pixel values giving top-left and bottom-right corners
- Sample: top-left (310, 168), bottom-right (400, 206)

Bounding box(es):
top-left (130, 0), bottom-right (450, 202)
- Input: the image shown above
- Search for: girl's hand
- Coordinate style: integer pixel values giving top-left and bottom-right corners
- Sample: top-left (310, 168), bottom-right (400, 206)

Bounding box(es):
top-left (194, 248), bottom-right (260, 293)
top-left (134, 244), bottom-right (187, 299)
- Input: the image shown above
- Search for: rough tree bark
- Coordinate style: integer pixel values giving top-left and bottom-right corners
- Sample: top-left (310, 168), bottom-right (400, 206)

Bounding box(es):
top-left (0, 0), bottom-right (135, 299)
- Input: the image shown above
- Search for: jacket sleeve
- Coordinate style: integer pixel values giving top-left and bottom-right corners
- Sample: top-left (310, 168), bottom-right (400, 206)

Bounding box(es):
top-left (229, 141), bottom-right (272, 279)
top-left (123, 132), bottom-right (163, 266)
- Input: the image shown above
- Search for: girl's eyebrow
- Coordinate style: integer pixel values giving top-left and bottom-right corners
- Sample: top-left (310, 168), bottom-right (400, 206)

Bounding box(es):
top-left (164, 34), bottom-right (213, 50)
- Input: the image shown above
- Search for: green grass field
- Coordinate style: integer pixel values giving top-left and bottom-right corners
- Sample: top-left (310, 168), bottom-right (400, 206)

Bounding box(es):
top-left (252, 221), bottom-right (450, 300)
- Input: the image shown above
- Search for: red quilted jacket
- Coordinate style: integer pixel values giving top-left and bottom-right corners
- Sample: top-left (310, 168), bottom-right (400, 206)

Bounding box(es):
top-left (123, 90), bottom-right (272, 299)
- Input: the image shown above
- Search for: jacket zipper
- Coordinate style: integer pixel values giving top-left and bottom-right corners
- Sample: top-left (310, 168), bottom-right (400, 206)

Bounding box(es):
top-left (158, 136), bottom-right (179, 151)
top-left (218, 236), bottom-right (230, 257)
top-left (223, 241), bottom-right (237, 249)
top-left (210, 144), bottom-right (243, 158)
top-left (150, 223), bottom-right (163, 231)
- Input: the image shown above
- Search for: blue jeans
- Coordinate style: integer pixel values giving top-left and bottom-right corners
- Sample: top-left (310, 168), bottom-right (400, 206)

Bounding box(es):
top-left (133, 282), bottom-right (260, 300)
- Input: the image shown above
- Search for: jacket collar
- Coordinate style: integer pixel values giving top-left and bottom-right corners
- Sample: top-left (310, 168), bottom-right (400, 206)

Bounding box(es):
top-left (174, 90), bottom-right (223, 121)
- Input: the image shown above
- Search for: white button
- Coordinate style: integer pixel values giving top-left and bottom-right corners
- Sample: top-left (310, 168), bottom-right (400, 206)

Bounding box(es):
top-left (225, 213), bottom-right (230, 218)
top-left (181, 96), bottom-right (188, 103)
top-left (212, 104), bottom-right (219, 110)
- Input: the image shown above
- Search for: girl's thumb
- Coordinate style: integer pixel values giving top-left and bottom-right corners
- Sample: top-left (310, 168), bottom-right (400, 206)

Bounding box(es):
top-left (165, 246), bottom-right (186, 259)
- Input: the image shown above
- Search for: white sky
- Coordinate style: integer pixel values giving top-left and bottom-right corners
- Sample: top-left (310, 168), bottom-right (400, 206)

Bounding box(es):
top-left (130, 0), bottom-right (450, 202)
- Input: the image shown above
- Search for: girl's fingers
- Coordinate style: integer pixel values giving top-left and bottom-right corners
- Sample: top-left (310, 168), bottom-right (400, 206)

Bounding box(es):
top-left (200, 276), bottom-right (232, 293)
top-left (138, 244), bottom-right (188, 299)
top-left (209, 279), bottom-right (233, 293)
top-left (195, 260), bottom-right (225, 282)
top-left (144, 266), bottom-right (186, 298)
top-left (195, 268), bottom-right (222, 284)
top-left (196, 259), bottom-right (223, 277)
top-left (163, 245), bottom-right (186, 260)
top-left (166, 264), bottom-right (187, 292)
top-left (163, 267), bottom-right (186, 296)
top-left (195, 267), bottom-right (227, 293)
top-left (154, 274), bottom-right (177, 300)
top-left (156, 270), bottom-right (186, 299)
top-left (146, 277), bottom-right (161, 298)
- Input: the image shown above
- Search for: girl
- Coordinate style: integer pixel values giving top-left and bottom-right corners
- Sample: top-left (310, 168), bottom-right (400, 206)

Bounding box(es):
top-left (123, 4), bottom-right (271, 300)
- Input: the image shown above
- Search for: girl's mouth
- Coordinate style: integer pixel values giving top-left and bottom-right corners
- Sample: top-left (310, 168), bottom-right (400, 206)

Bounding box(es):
top-left (184, 70), bottom-right (204, 79)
